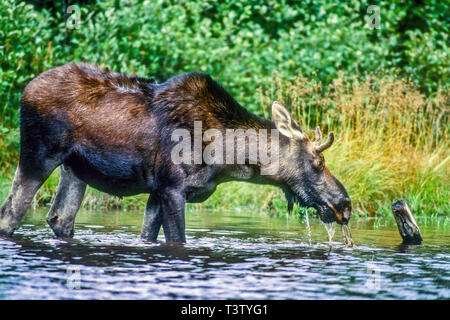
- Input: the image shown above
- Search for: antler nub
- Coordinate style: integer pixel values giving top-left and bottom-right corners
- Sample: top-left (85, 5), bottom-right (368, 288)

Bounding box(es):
top-left (314, 129), bottom-right (334, 153)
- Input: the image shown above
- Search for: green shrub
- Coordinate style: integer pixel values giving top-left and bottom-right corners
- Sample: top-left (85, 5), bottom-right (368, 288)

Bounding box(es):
top-left (1, 0), bottom-right (448, 128)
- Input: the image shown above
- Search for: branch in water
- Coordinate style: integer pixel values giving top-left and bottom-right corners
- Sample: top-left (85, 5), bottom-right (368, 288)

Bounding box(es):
top-left (391, 200), bottom-right (423, 245)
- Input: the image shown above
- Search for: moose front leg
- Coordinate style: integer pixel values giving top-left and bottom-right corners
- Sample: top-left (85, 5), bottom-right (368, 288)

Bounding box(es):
top-left (141, 189), bottom-right (186, 243)
top-left (160, 189), bottom-right (186, 243)
top-left (141, 195), bottom-right (162, 242)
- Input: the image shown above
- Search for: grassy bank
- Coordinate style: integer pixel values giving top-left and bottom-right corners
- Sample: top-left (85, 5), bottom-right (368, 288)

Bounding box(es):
top-left (1, 73), bottom-right (448, 217)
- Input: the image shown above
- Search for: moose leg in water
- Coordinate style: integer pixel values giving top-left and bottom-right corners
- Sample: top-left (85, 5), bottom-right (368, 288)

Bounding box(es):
top-left (0, 161), bottom-right (59, 237)
top-left (141, 189), bottom-right (186, 243)
top-left (141, 195), bottom-right (162, 242)
top-left (46, 166), bottom-right (87, 238)
top-left (160, 189), bottom-right (186, 243)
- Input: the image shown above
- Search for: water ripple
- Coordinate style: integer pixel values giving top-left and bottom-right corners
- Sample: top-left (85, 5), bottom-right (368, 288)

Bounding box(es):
top-left (0, 210), bottom-right (448, 299)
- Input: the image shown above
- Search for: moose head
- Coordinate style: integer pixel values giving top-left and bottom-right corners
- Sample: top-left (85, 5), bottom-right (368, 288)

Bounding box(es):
top-left (272, 101), bottom-right (352, 225)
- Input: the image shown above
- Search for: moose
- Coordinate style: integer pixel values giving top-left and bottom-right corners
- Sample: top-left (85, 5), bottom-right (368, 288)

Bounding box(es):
top-left (0, 63), bottom-right (351, 243)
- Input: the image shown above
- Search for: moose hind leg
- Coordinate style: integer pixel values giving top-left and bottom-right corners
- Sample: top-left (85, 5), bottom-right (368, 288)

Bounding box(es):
top-left (47, 166), bottom-right (86, 238)
top-left (0, 162), bottom-right (57, 237)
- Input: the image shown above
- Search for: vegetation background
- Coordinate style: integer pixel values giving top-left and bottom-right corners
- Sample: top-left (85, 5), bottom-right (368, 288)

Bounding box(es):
top-left (0, 0), bottom-right (448, 218)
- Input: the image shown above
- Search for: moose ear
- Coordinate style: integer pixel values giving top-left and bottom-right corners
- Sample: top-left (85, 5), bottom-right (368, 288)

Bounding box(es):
top-left (271, 101), bottom-right (304, 140)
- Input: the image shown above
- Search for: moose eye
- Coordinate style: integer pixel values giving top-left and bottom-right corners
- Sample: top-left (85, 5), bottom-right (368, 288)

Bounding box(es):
top-left (313, 158), bottom-right (324, 170)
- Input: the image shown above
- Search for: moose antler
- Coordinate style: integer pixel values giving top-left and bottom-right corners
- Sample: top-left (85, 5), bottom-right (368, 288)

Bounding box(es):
top-left (314, 126), bottom-right (334, 153)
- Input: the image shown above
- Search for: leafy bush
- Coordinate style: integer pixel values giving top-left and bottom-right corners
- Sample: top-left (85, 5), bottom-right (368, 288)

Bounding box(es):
top-left (1, 0), bottom-right (448, 127)
top-left (0, 0), bottom-right (448, 216)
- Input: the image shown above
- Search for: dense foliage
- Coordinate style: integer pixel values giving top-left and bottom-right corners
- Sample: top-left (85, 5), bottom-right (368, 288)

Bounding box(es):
top-left (0, 0), bottom-right (448, 216)
top-left (1, 0), bottom-right (448, 126)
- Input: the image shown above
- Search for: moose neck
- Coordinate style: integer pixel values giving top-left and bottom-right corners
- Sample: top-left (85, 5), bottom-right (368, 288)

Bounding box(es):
top-left (219, 111), bottom-right (290, 188)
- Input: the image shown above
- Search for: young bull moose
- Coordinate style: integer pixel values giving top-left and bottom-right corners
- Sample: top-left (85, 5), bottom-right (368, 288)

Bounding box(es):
top-left (0, 63), bottom-right (351, 243)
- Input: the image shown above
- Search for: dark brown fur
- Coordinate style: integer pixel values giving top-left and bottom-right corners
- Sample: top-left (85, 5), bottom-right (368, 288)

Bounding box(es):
top-left (0, 63), bottom-right (351, 243)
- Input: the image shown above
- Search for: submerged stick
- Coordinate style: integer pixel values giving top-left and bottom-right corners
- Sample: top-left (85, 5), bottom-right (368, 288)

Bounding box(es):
top-left (391, 200), bottom-right (423, 245)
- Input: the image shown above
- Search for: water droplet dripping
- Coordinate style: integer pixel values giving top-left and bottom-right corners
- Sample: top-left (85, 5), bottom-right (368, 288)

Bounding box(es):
top-left (341, 224), bottom-right (355, 248)
top-left (322, 222), bottom-right (335, 245)
top-left (305, 210), bottom-right (312, 246)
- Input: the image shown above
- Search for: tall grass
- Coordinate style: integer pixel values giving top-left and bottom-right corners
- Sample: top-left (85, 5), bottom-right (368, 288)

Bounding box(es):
top-left (255, 72), bottom-right (449, 216)
top-left (0, 73), bottom-right (448, 217)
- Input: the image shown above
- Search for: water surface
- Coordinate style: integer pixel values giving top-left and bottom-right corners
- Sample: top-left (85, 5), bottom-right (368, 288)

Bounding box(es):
top-left (0, 209), bottom-right (448, 299)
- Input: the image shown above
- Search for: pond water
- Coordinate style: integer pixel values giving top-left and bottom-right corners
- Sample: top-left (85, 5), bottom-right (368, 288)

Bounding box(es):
top-left (0, 208), bottom-right (448, 300)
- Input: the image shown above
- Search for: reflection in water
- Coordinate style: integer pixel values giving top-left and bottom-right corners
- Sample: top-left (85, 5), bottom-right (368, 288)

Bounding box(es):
top-left (0, 209), bottom-right (448, 299)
